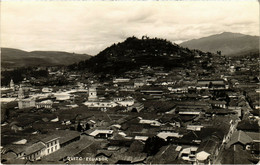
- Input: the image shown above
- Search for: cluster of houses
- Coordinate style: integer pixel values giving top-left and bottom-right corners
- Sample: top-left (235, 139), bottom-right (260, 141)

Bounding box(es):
top-left (1, 53), bottom-right (259, 164)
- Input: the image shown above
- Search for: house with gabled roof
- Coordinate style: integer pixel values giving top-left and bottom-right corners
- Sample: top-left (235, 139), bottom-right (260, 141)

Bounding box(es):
top-left (226, 130), bottom-right (253, 150)
top-left (87, 129), bottom-right (113, 139)
top-left (22, 141), bottom-right (46, 161)
top-left (195, 138), bottom-right (220, 165)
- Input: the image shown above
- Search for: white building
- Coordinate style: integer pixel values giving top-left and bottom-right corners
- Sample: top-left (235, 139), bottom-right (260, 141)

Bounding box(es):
top-left (18, 98), bottom-right (36, 109)
top-left (18, 136), bottom-right (60, 161)
top-left (113, 78), bottom-right (130, 83)
top-left (42, 136), bottom-right (60, 156)
top-left (139, 119), bottom-right (161, 126)
top-left (88, 86), bottom-right (98, 101)
top-left (42, 88), bottom-right (53, 93)
top-left (116, 99), bottom-right (135, 107)
top-left (84, 85), bottom-right (118, 109)
top-left (10, 79), bottom-right (15, 91)
top-left (89, 130), bottom-right (113, 138)
top-left (84, 101), bottom-right (118, 108)
top-left (54, 93), bottom-right (71, 101)
top-left (36, 100), bottom-right (53, 109)
top-left (157, 132), bottom-right (183, 140)
top-left (18, 86), bottom-right (24, 99)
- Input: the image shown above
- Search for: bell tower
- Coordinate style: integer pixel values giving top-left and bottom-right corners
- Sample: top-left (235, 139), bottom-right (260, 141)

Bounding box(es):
top-left (88, 85), bottom-right (98, 101)
top-left (10, 79), bottom-right (15, 91)
top-left (18, 85), bottom-right (24, 99)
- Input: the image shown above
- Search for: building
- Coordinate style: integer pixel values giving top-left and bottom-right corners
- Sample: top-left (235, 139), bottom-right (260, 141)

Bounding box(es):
top-left (84, 85), bottom-right (119, 109)
top-left (18, 98), bottom-right (36, 109)
top-left (88, 129), bottom-right (113, 138)
top-left (127, 103), bottom-right (144, 112)
top-left (208, 100), bottom-right (227, 109)
top-left (42, 88), bottom-right (53, 93)
top-left (195, 139), bottom-right (220, 165)
top-left (36, 100), bottom-right (53, 109)
top-left (113, 78), bottom-right (130, 83)
top-left (23, 142), bottom-right (46, 161)
top-left (195, 151), bottom-right (211, 165)
top-left (10, 79), bottom-right (15, 91)
top-left (196, 79), bottom-right (228, 90)
top-left (84, 100), bottom-right (118, 108)
top-left (226, 130), bottom-right (253, 150)
top-left (134, 80), bottom-right (146, 88)
top-left (54, 93), bottom-right (71, 101)
top-left (116, 99), bottom-right (135, 107)
top-left (139, 119), bottom-right (161, 126)
top-left (18, 86), bottom-right (24, 99)
top-left (157, 132), bottom-right (183, 141)
top-left (41, 136), bottom-right (60, 156)
top-left (17, 136), bottom-right (60, 161)
top-left (88, 86), bottom-right (98, 101)
top-left (168, 86), bottom-right (188, 94)
top-left (179, 147), bottom-right (198, 162)
top-left (17, 85), bottom-right (37, 109)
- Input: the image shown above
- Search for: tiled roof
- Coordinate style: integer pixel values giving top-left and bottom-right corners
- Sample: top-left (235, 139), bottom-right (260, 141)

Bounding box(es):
top-left (24, 141), bottom-right (45, 155)
top-left (145, 144), bottom-right (179, 164)
top-left (89, 130), bottom-right (113, 136)
top-left (245, 131), bottom-right (260, 141)
top-left (40, 134), bottom-right (60, 143)
top-left (47, 130), bottom-right (80, 144)
top-left (112, 152), bottom-right (147, 163)
top-left (237, 120), bottom-right (259, 132)
top-left (41, 136), bottom-right (95, 162)
top-left (226, 130), bottom-right (253, 148)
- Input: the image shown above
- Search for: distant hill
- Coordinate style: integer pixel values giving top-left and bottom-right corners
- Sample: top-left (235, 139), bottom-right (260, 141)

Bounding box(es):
top-left (69, 36), bottom-right (209, 75)
top-left (180, 32), bottom-right (259, 56)
top-left (1, 48), bottom-right (91, 69)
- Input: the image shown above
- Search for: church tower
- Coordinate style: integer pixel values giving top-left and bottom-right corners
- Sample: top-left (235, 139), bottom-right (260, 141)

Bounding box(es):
top-left (88, 85), bottom-right (98, 101)
top-left (18, 85), bottom-right (24, 99)
top-left (10, 79), bottom-right (15, 91)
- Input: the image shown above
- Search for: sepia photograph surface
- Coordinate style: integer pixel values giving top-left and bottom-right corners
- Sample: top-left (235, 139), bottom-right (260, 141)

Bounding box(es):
top-left (0, 0), bottom-right (259, 164)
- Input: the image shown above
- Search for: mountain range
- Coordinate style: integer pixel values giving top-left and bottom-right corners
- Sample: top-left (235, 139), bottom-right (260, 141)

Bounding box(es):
top-left (180, 32), bottom-right (259, 56)
top-left (1, 32), bottom-right (258, 69)
top-left (1, 48), bottom-right (91, 69)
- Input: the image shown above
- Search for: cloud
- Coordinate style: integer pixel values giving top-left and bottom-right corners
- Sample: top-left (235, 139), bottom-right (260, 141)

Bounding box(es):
top-left (1, 1), bottom-right (259, 55)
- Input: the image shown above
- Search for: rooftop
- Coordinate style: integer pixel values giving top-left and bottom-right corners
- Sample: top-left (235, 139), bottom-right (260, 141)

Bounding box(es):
top-left (24, 141), bottom-right (45, 155)
top-left (226, 130), bottom-right (253, 148)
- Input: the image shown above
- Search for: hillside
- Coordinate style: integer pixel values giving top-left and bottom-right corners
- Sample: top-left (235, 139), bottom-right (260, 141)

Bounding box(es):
top-left (1, 48), bottom-right (91, 69)
top-left (180, 32), bottom-right (259, 56)
top-left (69, 36), bottom-right (209, 75)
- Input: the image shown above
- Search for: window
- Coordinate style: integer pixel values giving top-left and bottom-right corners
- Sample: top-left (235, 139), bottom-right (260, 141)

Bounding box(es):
top-left (55, 146), bottom-right (57, 150)
top-left (51, 147), bottom-right (53, 152)
top-left (47, 149), bottom-right (49, 153)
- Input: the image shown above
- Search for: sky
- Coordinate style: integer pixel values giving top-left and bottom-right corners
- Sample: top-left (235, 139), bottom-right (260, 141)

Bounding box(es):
top-left (1, 0), bottom-right (259, 55)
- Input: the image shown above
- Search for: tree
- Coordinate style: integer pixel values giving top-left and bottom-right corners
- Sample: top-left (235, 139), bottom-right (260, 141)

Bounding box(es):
top-left (143, 136), bottom-right (167, 156)
top-left (209, 81), bottom-right (213, 88)
top-left (85, 123), bottom-right (90, 131)
top-left (217, 51), bottom-right (222, 55)
top-left (77, 123), bottom-right (83, 132)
